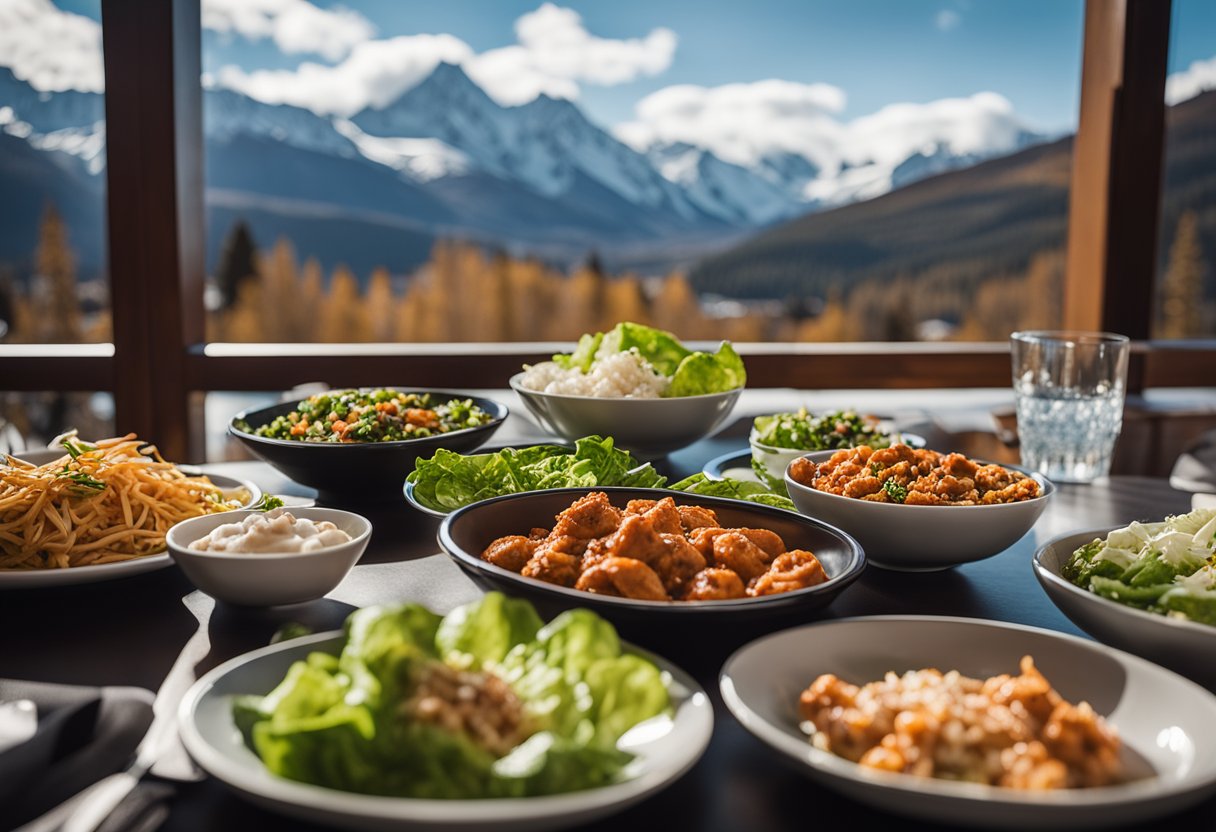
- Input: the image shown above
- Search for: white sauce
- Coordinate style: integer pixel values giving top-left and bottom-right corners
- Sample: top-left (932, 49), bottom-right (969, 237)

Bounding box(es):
top-left (189, 508), bottom-right (352, 553)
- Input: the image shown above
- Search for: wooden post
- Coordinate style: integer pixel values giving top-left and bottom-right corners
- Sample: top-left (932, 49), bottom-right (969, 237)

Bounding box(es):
top-left (101, 0), bottom-right (204, 460)
top-left (1064, 0), bottom-right (1172, 345)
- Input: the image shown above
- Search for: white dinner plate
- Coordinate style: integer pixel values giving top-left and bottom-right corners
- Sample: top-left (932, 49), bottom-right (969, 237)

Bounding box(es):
top-left (179, 631), bottom-right (714, 832)
top-left (1034, 527), bottom-right (1216, 690)
top-left (1, 450), bottom-right (261, 588)
top-left (720, 615), bottom-right (1216, 830)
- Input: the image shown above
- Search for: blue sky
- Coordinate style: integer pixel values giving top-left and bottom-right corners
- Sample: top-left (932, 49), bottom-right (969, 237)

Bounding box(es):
top-left (326, 0), bottom-right (1089, 131)
top-left (189, 0), bottom-right (1216, 134)
top-left (42, 0), bottom-right (1216, 136)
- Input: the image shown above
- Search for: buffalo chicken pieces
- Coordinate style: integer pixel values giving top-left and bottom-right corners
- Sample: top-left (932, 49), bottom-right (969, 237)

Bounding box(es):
top-left (480, 492), bottom-right (828, 601)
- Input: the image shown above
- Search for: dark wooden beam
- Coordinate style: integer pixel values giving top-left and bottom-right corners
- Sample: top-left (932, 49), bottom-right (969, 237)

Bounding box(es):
top-left (1064, 0), bottom-right (1172, 342)
top-left (182, 344), bottom-right (1014, 391)
top-left (1104, 0), bottom-right (1172, 339)
top-left (100, 0), bottom-right (203, 460)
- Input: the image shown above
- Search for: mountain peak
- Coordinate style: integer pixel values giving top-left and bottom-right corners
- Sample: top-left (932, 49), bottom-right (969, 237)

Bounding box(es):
top-left (408, 61), bottom-right (485, 100)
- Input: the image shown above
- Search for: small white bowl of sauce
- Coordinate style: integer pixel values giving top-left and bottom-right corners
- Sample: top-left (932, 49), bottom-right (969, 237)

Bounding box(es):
top-left (166, 507), bottom-right (372, 606)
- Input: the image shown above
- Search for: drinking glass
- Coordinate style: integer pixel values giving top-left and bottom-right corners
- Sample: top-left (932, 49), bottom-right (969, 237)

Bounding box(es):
top-left (1010, 331), bottom-right (1130, 483)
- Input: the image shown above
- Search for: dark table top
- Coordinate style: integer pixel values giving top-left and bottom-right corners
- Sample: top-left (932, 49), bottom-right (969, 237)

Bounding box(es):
top-left (1, 433), bottom-right (1210, 831)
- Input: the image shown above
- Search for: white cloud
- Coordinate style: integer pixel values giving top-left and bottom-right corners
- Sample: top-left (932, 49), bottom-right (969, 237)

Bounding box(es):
top-left (616, 82), bottom-right (1031, 194)
top-left (463, 46), bottom-right (580, 107)
top-left (202, 0), bottom-right (375, 62)
top-left (0, 0), bottom-right (378, 94)
top-left (512, 3), bottom-right (675, 87)
top-left (935, 9), bottom-right (962, 32)
top-left (217, 2), bottom-right (677, 113)
top-left (845, 91), bottom-right (1024, 165)
top-left (0, 0), bottom-right (104, 93)
top-left (1166, 55), bottom-right (1216, 105)
top-left (216, 34), bottom-right (474, 116)
top-left (614, 80), bottom-right (849, 169)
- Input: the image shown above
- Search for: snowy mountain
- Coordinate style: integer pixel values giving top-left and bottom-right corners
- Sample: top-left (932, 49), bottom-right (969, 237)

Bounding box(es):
top-left (0, 61), bottom-right (1047, 275)
top-left (644, 142), bottom-right (800, 225)
top-left (350, 64), bottom-right (711, 224)
top-left (206, 88), bottom-right (360, 160)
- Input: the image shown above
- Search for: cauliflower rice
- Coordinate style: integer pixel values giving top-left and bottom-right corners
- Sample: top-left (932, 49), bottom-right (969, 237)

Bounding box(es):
top-left (519, 350), bottom-right (670, 398)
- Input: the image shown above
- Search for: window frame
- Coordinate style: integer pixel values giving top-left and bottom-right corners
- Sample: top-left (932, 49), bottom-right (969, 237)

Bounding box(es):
top-left (1, 0), bottom-right (1211, 462)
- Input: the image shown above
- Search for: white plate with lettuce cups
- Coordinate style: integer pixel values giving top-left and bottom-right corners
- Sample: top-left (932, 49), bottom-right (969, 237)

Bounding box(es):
top-left (1033, 506), bottom-right (1216, 689)
top-left (178, 592), bottom-right (713, 832)
top-left (510, 322), bottom-right (746, 460)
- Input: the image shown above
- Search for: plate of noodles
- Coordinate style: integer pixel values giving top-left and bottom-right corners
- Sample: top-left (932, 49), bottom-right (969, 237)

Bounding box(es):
top-left (0, 433), bottom-right (260, 588)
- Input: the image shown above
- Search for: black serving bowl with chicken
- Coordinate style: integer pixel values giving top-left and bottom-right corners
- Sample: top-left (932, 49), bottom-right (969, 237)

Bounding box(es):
top-left (437, 486), bottom-right (865, 630)
top-left (230, 388), bottom-right (508, 503)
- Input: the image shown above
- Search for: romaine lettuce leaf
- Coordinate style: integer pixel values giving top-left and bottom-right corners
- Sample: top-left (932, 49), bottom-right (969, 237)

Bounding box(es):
top-left (406, 436), bottom-right (666, 513)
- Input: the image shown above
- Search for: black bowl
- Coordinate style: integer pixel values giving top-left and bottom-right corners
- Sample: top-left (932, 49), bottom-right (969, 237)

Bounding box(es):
top-left (437, 486), bottom-right (865, 628)
top-left (229, 389), bottom-right (508, 502)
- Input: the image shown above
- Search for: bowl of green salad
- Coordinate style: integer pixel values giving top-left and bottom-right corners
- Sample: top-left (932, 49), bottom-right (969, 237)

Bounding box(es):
top-left (749, 408), bottom-right (922, 492)
top-left (511, 322), bottom-right (746, 460)
top-left (1034, 506), bottom-right (1216, 689)
top-left (230, 388), bottom-right (508, 501)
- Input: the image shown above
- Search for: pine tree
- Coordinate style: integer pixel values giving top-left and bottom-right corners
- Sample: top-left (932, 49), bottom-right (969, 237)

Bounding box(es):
top-left (214, 221), bottom-right (259, 310)
top-left (364, 267), bottom-right (395, 342)
top-left (1158, 211), bottom-right (1207, 339)
top-left (319, 265), bottom-right (367, 342)
top-left (260, 238), bottom-right (300, 341)
top-left (32, 203), bottom-right (82, 342)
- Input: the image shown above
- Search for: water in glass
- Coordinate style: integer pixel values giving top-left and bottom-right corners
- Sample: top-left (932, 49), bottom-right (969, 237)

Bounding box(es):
top-left (1014, 385), bottom-right (1124, 482)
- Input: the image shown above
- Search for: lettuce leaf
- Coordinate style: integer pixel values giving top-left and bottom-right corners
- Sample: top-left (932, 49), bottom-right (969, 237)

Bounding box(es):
top-left (668, 472), bottom-right (796, 511)
top-left (667, 342), bottom-right (747, 397)
top-left (552, 332), bottom-right (603, 371)
top-left (406, 435), bottom-right (666, 513)
top-left (436, 593), bottom-right (544, 668)
top-left (547, 322), bottom-right (746, 397)
top-left (601, 322), bottom-right (691, 376)
top-left (235, 593), bottom-right (671, 799)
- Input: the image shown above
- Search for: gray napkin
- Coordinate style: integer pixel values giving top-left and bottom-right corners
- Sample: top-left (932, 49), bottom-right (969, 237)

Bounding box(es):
top-left (0, 679), bottom-right (154, 831)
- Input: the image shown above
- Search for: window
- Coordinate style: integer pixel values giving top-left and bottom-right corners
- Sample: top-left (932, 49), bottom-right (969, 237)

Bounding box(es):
top-left (198, 1), bottom-right (1084, 346)
top-left (1155, 0), bottom-right (1216, 339)
top-left (0, 0), bottom-right (109, 447)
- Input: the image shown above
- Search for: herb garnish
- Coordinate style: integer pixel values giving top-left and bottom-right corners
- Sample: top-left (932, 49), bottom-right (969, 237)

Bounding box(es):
top-left (59, 437), bottom-right (97, 460)
top-left (882, 479), bottom-right (908, 503)
top-left (251, 493), bottom-right (286, 511)
top-left (59, 466), bottom-right (106, 492)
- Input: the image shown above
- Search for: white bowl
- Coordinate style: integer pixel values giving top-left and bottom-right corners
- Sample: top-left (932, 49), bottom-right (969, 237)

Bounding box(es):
top-left (508, 372), bottom-right (742, 459)
top-left (748, 430), bottom-right (926, 489)
top-left (720, 615), bottom-right (1216, 830)
top-left (165, 508), bottom-right (372, 606)
top-left (1034, 527), bottom-right (1216, 690)
top-left (784, 450), bottom-right (1053, 570)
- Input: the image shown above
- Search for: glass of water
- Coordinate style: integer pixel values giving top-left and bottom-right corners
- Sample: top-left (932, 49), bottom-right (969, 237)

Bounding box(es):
top-left (1010, 331), bottom-right (1130, 483)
